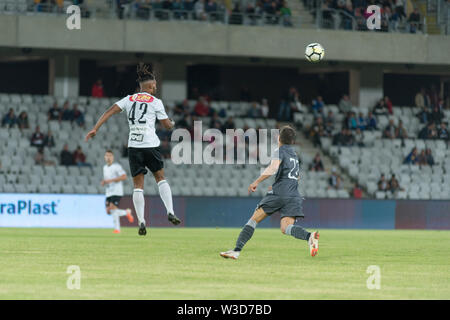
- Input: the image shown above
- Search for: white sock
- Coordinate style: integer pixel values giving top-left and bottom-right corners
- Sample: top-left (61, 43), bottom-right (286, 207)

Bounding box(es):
top-left (133, 189), bottom-right (145, 224)
top-left (111, 209), bottom-right (127, 217)
top-left (112, 212), bottom-right (120, 231)
top-left (158, 180), bottom-right (174, 215)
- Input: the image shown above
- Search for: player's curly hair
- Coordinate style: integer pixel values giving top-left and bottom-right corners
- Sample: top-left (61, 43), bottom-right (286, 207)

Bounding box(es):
top-left (136, 62), bottom-right (155, 83)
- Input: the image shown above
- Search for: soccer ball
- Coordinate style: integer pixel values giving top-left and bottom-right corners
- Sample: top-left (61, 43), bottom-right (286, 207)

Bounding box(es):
top-left (305, 43), bottom-right (325, 63)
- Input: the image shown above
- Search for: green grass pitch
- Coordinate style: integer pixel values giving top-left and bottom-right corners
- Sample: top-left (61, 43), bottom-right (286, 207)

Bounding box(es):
top-left (0, 227), bottom-right (449, 299)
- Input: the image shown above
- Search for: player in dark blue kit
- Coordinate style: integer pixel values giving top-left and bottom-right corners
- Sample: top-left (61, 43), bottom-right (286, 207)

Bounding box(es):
top-left (220, 126), bottom-right (319, 259)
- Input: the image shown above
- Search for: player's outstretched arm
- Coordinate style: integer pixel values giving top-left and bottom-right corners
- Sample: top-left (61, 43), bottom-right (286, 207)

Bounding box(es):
top-left (85, 104), bottom-right (122, 141)
top-left (248, 159), bottom-right (281, 194)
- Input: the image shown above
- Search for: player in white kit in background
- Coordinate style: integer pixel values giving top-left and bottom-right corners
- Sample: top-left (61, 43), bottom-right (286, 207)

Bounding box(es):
top-left (85, 63), bottom-right (181, 236)
top-left (103, 150), bottom-right (134, 233)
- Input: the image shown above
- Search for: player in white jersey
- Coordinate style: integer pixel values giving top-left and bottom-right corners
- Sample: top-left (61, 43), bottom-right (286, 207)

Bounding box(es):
top-left (103, 150), bottom-right (134, 233)
top-left (85, 63), bottom-right (181, 236)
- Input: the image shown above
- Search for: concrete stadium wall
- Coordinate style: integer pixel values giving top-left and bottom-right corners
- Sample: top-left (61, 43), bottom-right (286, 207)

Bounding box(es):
top-left (1, 15), bottom-right (450, 65)
top-left (118, 196), bottom-right (450, 230)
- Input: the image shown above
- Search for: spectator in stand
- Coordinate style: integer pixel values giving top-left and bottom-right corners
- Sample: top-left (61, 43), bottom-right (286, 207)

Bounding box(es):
top-left (44, 130), bottom-right (55, 148)
top-left (389, 174), bottom-right (402, 194)
top-left (394, 0), bottom-right (406, 21)
top-left (416, 106), bottom-right (430, 124)
top-left (194, 96), bottom-right (210, 117)
top-left (246, 3), bottom-right (258, 25)
top-left (91, 79), bottom-right (104, 98)
top-left (324, 111), bottom-right (335, 135)
top-left (311, 96), bottom-right (324, 117)
top-left (355, 128), bottom-right (364, 147)
top-left (176, 114), bottom-right (191, 130)
top-left (205, 0), bottom-right (218, 20)
top-left (377, 174), bottom-right (389, 191)
top-left (183, 0), bottom-right (194, 17)
top-left (229, 2), bottom-right (243, 24)
top-left (383, 119), bottom-right (397, 139)
top-left (1, 108), bottom-right (17, 128)
top-left (310, 153), bottom-right (324, 171)
top-left (30, 126), bottom-right (45, 148)
top-left (221, 117), bottom-right (236, 133)
top-left (71, 103), bottom-right (85, 128)
top-left (332, 128), bottom-right (346, 146)
top-left (17, 111), bottom-right (30, 130)
top-left (328, 168), bottom-right (341, 189)
top-left (194, 0), bottom-right (206, 20)
top-left (403, 147), bottom-right (419, 164)
top-left (247, 102), bottom-right (261, 118)
top-left (209, 112), bottom-right (222, 129)
top-left (438, 122), bottom-right (449, 140)
top-left (308, 118), bottom-right (324, 148)
top-left (352, 183), bottom-right (363, 199)
top-left (48, 102), bottom-right (61, 121)
top-left (260, 98), bottom-right (269, 118)
top-left (430, 106), bottom-right (443, 124)
top-left (347, 112), bottom-right (357, 130)
top-left (73, 146), bottom-right (91, 167)
top-left (338, 94), bottom-right (352, 114)
top-left (34, 147), bottom-right (56, 166)
top-left (384, 96), bottom-right (393, 115)
top-left (365, 111), bottom-right (377, 130)
top-left (407, 7), bottom-right (421, 33)
top-left (417, 149), bottom-right (427, 166)
top-left (373, 99), bottom-right (388, 116)
top-left (174, 99), bottom-right (190, 115)
top-left (395, 120), bottom-right (408, 139)
top-left (60, 101), bottom-right (73, 121)
top-left (415, 88), bottom-right (426, 108)
top-left (344, 128), bottom-right (355, 146)
top-left (426, 148), bottom-right (435, 166)
top-left (280, 1), bottom-right (292, 26)
top-left (418, 123), bottom-right (438, 140)
top-left (356, 112), bottom-right (365, 130)
top-left (278, 87), bottom-right (297, 121)
top-left (60, 144), bottom-right (74, 166)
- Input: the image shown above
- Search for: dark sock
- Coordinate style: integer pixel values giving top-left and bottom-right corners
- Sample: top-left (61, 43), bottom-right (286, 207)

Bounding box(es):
top-left (286, 224), bottom-right (310, 241)
top-left (234, 224), bottom-right (255, 251)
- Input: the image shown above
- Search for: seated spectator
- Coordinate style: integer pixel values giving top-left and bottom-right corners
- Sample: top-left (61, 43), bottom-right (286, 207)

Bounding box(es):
top-left (395, 120), bottom-right (408, 139)
top-left (373, 99), bottom-right (388, 116)
top-left (17, 111), bottom-right (30, 130)
top-left (338, 94), bottom-right (352, 114)
top-left (279, 1), bottom-right (292, 26)
top-left (308, 117), bottom-right (325, 147)
top-left (416, 106), bottom-right (430, 124)
top-left (311, 96), bottom-right (324, 117)
top-left (352, 183), bottom-right (363, 199)
top-left (377, 174), bottom-right (389, 191)
top-left (44, 130), bottom-right (55, 148)
top-left (332, 128), bottom-right (346, 146)
top-left (328, 168), bottom-right (341, 189)
top-left (356, 112), bottom-right (366, 130)
top-left (418, 123), bottom-right (438, 140)
top-left (48, 102), bottom-right (61, 121)
top-left (174, 99), bottom-right (190, 115)
top-left (194, 96), bottom-right (210, 117)
top-left (384, 96), bottom-right (393, 115)
top-left (72, 104), bottom-right (85, 127)
top-left (343, 128), bottom-right (355, 146)
top-left (383, 119), bottom-right (397, 139)
top-left (91, 79), bottom-right (104, 97)
top-left (209, 112), bottom-right (222, 130)
top-left (73, 146), bottom-right (91, 167)
top-left (60, 144), bottom-right (74, 166)
top-left (195, 0), bottom-right (207, 21)
top-left (389, 174), bottom-right (402, 194)
top-left (60, 101), bottom-right (73, 121)
top-left (34, 147), bottom-right (56, 166)
top-left (247, 102), bottom-right (262, 118)
top-left (403, 147), bottom-right (419, 165)
top-left (2, 108), bottom-right (17, 128)
top-left (347, 112), bottom-right (357, 130)
top-left (365, 111), bottom-right (377, 130)
top-left (430, 106), bottom-right (443, 124)
top-left (310, 153), bottom-right (324, 171)
top-left (324, 111), bottom-right (335, 135)
top-left (30, 126), bottom-right (45, 148)
top-left (221, 117), bottom-right (236, 133)
top-left (205, 0), bottom-right (218, 20)
top-left (407, 7), bottom-right (421, 33)
top-left (425, 148), bottom-right (435, 166)
top-left (355, 128), bottom-right (364, 147)
top-left (417, 149), bottom-right (427, 166)
top-left (438, 122), bottom-right (449, 140)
